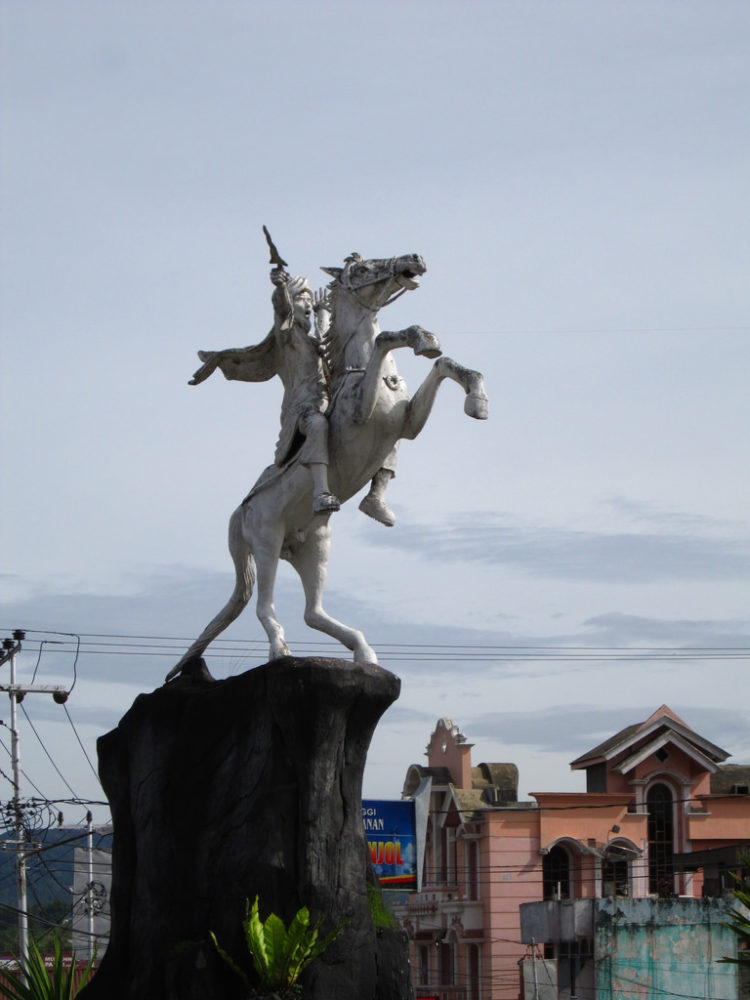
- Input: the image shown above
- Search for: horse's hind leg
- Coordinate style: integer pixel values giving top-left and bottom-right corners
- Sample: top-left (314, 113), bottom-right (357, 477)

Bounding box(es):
top-left (254, 530), bottom-right (293, 661)
top-left (166, 506), bottom-right (255, 681)
top-left (288, 524), bottom-right (378, 665)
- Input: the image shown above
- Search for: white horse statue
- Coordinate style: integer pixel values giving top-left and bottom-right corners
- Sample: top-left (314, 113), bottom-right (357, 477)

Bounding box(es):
top-left (166, 251), bottom-right (488, 681)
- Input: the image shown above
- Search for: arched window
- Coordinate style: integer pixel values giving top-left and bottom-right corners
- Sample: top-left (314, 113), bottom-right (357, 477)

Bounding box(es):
top-left (601, 850), bottom-right (629, 897)
top-left (647, 783), bottom-right (674, 896)
top-left (543, 845), bottom-right (570, 899)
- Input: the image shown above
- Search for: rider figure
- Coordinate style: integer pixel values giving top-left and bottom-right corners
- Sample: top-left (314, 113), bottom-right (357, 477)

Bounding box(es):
top-left (268, 267), bottom-right (340, 515)
top-left (188, 253), bottom-right (397, 525)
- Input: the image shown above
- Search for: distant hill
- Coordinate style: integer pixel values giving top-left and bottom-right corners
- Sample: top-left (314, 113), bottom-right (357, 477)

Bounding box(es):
top-left (0, 828), bottom-right (112, 911)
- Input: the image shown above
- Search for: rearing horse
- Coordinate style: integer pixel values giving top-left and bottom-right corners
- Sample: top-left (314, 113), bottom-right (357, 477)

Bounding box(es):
top-left (166, 251), bottom-right (488, 680)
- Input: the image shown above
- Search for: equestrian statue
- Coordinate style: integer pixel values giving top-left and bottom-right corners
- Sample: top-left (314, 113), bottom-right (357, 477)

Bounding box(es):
top-left (166, 231), bottom-right (488, 681)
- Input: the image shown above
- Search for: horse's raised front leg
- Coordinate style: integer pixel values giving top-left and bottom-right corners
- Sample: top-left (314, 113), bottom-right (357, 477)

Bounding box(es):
top-left (401, 356), bottom-right (489, 441)
top-left (287, 523), bottom-right (378, 665)
top-left (254, 530), bottom-right (292, 661)
top-left (376, 324), bottom-right (442, 360)
top-left (352, 325), bottom-right (442, 425)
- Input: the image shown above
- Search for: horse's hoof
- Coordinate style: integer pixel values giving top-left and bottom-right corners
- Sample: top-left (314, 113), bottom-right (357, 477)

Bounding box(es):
top-left (465, 393), bottom-right (489, 419)
top-left (164, 656), bottom-right (215, 685)
top-left (355, 648), bottom-right (379, 666)
top-left (410, 326), bottom-right (442, 359)
top-left (269, 645), bottom-right (292, 661)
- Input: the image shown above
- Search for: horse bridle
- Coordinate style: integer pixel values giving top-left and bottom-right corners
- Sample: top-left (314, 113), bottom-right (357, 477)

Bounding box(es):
top-left (336, 257), bottom-right (410, 313)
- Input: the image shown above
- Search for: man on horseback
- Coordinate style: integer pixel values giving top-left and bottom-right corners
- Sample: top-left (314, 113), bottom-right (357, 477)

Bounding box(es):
top-left (188, 232), bottom-right (398, 525)
top-left (190, 263), bottom-right (340, 516)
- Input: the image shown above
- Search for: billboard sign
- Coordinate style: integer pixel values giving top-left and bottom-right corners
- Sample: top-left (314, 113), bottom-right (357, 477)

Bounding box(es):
top-left (362, 799), bottom-right (416, 889)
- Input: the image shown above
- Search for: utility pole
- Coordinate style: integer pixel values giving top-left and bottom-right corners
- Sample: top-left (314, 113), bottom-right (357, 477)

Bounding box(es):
top-left (531, 936), bottom-right (540, 1000)
top-left (0, 630), bottom-right (70, 970)
top-left (86, 811), bottom-right (95, 960)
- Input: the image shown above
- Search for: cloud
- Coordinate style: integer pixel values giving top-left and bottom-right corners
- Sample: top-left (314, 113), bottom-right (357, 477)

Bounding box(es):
top-left (603, 497), bottom-right (740, 532)
top-left (465, 704), bottom-right (750, 761)
top-left (581, 612), bottom-right (750, 647)
top-left (365, 512), bottom-right (750, 583)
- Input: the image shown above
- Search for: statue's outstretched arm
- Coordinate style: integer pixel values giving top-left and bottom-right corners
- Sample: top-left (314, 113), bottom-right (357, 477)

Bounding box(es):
top-left (188, 335), bottom-right (278, 386)
top-left (189, 351), bottom-right (222, 385)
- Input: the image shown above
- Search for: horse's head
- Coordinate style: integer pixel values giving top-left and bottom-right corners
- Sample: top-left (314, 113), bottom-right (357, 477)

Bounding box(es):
top-left (322, 252), bottom-right (426, 311)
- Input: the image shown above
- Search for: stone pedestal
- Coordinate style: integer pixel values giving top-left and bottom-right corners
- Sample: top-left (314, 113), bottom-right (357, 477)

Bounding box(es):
top-left (78, 656), bottom-right (413, 1000)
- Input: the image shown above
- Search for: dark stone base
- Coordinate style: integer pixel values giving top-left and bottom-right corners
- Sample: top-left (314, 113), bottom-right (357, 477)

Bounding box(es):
top-left (78, 656), bottom-right (413, 1000)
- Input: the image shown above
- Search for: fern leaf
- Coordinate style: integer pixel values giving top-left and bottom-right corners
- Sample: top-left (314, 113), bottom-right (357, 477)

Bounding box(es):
top-left (209, 930), bottom-right (250, 989)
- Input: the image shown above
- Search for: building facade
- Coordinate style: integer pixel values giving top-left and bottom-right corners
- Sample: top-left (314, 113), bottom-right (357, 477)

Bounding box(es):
top-left (394, 707), bottom-right (750, 1000)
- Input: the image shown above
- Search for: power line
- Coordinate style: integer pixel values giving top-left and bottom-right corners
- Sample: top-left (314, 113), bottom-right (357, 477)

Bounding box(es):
top-left (19, 705), bottom-right (80, 801)
top-left (62, 705), bottom-right (101, 789)
top-left (5, 629), bottom-right (749, 663)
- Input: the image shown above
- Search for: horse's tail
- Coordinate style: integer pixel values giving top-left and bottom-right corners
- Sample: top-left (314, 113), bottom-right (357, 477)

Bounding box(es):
top-left (165, 507), bottom-right (255, 681)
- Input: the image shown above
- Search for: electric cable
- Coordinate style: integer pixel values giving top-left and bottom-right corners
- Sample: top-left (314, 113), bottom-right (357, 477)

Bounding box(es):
top-left (19, 704), bottom-right (80, 800)
top-left (62, 704), bottom-right (101, 788)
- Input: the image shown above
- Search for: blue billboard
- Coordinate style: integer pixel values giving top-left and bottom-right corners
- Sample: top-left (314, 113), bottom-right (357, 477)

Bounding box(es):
top-left (362, 799), bottom-right (416, 889)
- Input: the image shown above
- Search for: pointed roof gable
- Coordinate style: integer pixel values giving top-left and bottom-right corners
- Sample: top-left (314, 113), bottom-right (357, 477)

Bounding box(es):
top-left (643, 704), bottom-right (690, 728)
top-left (570, 705), bottom-right (729, 772)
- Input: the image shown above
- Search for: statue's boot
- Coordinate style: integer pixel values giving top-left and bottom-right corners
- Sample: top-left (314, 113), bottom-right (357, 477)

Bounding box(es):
top-left (313, 491), bottom-right (341, 515)
top-left (359, 492), bottom-right (395, 527)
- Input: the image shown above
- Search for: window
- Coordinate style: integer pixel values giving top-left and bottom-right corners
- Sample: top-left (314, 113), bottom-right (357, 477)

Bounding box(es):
top-left (439, 825), bottom-right (449, 884)
top-left (424, 823), bottom-right (434, 887)
top-left (438, 940), bottom-right (455, 985)
top-left (647, 783), bottom-right (674, 896)
top-left (543, 845), bottom-right (570, 900)
top-left (466, 840), bottom-right (480, 900)
top-left (418, 945), bottom-right (430, 985)
top-left (602, 852), bottom-right (629, 896)
top-left (548, 941), bottom-right (591, 995)
top-left (466, 943), bottom-right (481, 1000)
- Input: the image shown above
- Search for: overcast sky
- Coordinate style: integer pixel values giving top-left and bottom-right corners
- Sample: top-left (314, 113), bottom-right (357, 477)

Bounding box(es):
top-left (1, 1), bottom-right (748, 826)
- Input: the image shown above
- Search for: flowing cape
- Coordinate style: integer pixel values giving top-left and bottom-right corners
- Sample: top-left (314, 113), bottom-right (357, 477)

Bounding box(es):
top-left (189, 328), bottom-right (278, 385)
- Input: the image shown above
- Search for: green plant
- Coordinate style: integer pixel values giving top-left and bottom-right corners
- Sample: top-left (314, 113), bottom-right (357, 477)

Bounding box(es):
top-left (211, 895), bottom-right (344, 999)
top-left (366, 881), bottom-right (396, 930)
top-left (1, 938), bottom-right (95, 1000)
top-left (720, 857), bottom-right (750, 967)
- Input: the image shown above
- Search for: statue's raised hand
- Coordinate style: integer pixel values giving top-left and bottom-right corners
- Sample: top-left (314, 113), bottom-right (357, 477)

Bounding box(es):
top-left (313, 288), bottom-right (331, 338)
top-left (312, 288), bottom-right (330, 313)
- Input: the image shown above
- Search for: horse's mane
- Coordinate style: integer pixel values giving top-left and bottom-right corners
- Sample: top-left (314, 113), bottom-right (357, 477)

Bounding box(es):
top-left (320, 282), bottom-right (349, 388)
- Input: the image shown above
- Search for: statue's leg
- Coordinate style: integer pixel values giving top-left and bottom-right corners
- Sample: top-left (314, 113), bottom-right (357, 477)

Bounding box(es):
top-left (401, 357), bottom-right (488, 441)
top-left (298, 410), bottom-right (340, 514)
top-left (254, 528), bottom-right (292, 661)
top-left (359, 446), bottom-right (398, 527)
top-left (288, 523), bottom-right (378, 665)
top-left (166, 506), bottom-right (254, 681)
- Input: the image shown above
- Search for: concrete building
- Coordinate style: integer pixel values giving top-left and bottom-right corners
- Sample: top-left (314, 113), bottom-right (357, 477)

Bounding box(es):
top-left (394, 707), bottom-right (750, 1000)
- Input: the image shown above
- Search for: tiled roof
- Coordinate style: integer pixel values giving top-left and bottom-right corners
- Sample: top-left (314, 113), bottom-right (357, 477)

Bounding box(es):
top-left (570, 705), bottom-right (728, 770)
top-left (471, 762), bottom-right (518, 792)
top-left (407, 764), bottom-right (453, 784)
top-left (711, 764), bottom-right (750, 795)
top-left (570, 723), bottom-right (642, 767)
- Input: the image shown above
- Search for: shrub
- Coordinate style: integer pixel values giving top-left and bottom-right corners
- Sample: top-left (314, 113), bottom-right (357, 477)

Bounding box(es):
top-left (211, 895), bottom-right (344, 999)
top-left (1, 938), bottom-right (95, 1000)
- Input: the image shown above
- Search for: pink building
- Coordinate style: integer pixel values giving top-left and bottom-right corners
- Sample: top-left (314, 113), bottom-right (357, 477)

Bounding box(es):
top-left (395, 707), bottom-right (750, 1000)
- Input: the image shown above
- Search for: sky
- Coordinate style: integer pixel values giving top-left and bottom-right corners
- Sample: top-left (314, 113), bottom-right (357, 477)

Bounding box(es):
top-left (1, 0), bottom-right (748, 828)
